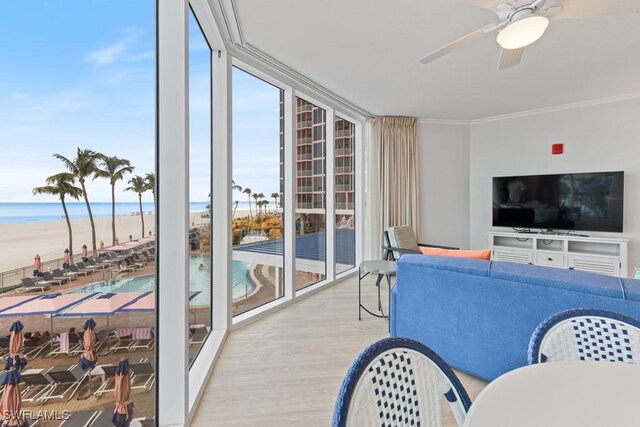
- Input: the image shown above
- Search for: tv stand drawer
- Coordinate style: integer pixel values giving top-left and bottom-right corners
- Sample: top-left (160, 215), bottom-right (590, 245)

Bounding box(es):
top-left (535, 253), bottom-right (565, 268)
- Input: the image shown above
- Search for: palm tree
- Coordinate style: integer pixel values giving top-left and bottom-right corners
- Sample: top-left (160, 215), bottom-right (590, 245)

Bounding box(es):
top-left (271, 192), bottom-right (280, 209)
top-left (125, 175), bottom-right (147, 238)
top-left (252, 193), bottom-right (260, 215)
top-left (94, 155), bottom-right (134, 245)
top-left (232, 180), bottom-right (242, 193)
top-left (243, 188), bottom-right (253, 217)
top-left (144, 172), bottom-right (156, 207)
top-left (263, 200), bottom-right (270, 214)
top-left (33, 173), bottom-right (83, 259)
top-left (54, 148), bottom-right (100, 256)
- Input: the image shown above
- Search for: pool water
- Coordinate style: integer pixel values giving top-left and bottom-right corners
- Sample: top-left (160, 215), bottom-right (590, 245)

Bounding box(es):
top-left (72, 257), bottom-right (256, 306)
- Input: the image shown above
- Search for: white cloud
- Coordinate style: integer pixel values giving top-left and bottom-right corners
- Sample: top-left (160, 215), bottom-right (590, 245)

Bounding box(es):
top-left (86, 27), bottom-right (149, 67)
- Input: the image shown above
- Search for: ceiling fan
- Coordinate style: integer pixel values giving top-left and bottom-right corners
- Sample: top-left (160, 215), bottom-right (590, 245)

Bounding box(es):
top-left (418, 0), bottom-right (640, 70)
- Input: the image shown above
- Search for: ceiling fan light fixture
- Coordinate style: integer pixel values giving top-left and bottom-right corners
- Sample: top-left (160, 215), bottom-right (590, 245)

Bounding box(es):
top-left (496, 15), bottom-right (549, 49)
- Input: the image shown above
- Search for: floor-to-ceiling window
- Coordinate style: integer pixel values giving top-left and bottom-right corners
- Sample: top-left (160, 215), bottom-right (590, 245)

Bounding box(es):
top-left (231, 66), bottom-right (284, 316)
top-left (188, 7), bottom-right (212, 365)
top-left (294, 97), bottom-right (327, 290)
top-left (0, 0), bottom-right (156, 420)
top-left (335, 116), bottom-right (356, 274)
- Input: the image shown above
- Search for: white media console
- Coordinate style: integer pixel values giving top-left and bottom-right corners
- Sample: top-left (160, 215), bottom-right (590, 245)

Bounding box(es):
top-left (489, 231), bottom-right (629, 278)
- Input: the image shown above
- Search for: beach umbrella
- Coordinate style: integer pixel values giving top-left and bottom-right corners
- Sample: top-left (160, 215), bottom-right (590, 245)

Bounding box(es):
top-left (113, 359), bottom-right (135, 427)
top-left (78, 318), bottom-right (98, 400)
top-left (79, 318), bottom-right (97, 370)
top-left (0, 369), bottom-right (28, 427)
top-left (5, 321), bottom-right (27, 371)
top-left (120, 291), bottom-right (200, 312)
top-left (57, 292), bottom-right (151, 351)
top-left (0, 293), bottom-right (98, 354)
top-left (33, 254), bottom-right (42, 276)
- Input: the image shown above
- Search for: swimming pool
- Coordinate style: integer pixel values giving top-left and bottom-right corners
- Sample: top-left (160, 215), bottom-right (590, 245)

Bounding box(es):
top-left (71, 257), bottom-right (256, 306)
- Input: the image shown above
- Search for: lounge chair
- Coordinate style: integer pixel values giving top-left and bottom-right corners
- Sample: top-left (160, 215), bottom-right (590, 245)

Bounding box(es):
top-left (127, 327), bottom-right (155, 351)
top-left (189, 327), bottom-right (209, 346)
top-left (125, 257), bottom-right (144, 269)
top-left (20, 368), bottom-right (56, 403)
top-left (93, 364), bottom-right (118, 398)
top-left (86, 258), bottom-right (110, 269)
top-left (52, 268), bottom-right (77, 280)
top-left (40, 271), bottom-right (70, 285)
top-left (85, 409), bottom-right (113, 427)
top-left (59, 410), bottom-right (98, 427)
top-left (141, 250), bottom-right (155, 261)
top-left (17, 277), bottom-right (52, 293)
top-left (76, 262), bottom-right (97, 273)
top-left (47, 333), bottom-right (83, 358)
top-left (23, 335), bottom-right (53, 359)
top-left (38, 364), bottom-right (89, 402)
top-left (68, 264), bottom-right (92, 276)
top-left (68, 329), bottom-right (110, 356)
top-left (130, 361), bottom-right (156, 391)
top-left (110, 334), bottom-right (137, 353)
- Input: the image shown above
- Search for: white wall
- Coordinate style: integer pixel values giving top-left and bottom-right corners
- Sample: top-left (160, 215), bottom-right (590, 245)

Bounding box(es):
top-left (417, 121), bottom-right (470, 249)
top-left (469, 97), bottom-right (640, 276)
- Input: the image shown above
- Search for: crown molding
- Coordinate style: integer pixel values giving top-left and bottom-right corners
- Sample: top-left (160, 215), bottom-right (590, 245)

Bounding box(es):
top-left (418, 118), bottom-right (472, 126)
top-left (471, 91), bottom-right (640, 124)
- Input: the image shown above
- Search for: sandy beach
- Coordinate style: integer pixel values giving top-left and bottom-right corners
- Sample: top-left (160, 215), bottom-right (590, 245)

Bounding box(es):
top-left (0, 209), bottom-right (254, 273)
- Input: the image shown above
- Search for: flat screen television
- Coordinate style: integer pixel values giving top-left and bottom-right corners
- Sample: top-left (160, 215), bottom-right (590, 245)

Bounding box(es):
top-left (492, 171), bottom-right (624, 232)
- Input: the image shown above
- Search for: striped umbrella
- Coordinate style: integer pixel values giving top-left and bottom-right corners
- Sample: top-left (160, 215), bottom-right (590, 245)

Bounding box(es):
top-left (4, 321), bottom-right (27, 371)
top-left (113, 359), bottom-right (135, 427)
top-left (0, 369), bottom-right (28, 427)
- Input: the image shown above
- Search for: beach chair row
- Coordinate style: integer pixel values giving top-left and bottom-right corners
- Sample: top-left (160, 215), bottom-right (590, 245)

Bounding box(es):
top-left (19, 360), bottom-right (155, 404)
top-left (47, 328), bottom-right (155, 359)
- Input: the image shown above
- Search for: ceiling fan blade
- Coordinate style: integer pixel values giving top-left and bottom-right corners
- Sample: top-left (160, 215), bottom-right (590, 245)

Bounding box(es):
top-left (549, 0), bottom-right (640, 19)
top-left (419, 24), bottom-right (498, 64)
top-left (468, 0), bottom-right (515, 11)
top-left (498, 47), bottom-right (524, 70)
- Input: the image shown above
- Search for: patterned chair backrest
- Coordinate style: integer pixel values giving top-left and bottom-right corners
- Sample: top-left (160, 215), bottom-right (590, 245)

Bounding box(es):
top-left (528, 309), bottom-right (640, 364)
top-left (386, 225), bottom-right (418, 260)
top-left (333, 338), bottom-right (471, 427)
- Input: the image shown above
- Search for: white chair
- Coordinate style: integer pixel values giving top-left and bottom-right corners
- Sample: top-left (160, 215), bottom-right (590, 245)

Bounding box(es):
top-left (528, 308), bottom-right (640, 364)
top-left (333, 337), bottom-right (472, 427)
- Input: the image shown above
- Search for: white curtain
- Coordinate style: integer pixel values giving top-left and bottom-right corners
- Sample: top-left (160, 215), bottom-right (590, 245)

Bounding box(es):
top-left (365, 117), bottom-right (419, 260)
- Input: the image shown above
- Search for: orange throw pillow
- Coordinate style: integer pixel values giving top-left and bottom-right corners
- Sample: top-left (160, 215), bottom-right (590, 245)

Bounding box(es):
top-left (419, 247), bottom-right (491, 260)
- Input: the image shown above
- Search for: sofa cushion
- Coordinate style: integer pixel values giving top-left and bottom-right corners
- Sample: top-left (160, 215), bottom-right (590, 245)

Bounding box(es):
top-left (419, 247), bottom-right (491, 260)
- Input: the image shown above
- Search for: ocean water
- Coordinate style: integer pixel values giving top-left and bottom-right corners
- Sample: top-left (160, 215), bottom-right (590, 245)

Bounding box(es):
top-left (0, 202), bottom-right (208, 225)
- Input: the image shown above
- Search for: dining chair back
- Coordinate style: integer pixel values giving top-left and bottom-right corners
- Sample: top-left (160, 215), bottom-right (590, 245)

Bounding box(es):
top-left (333, 337), bottom-right (471, 427)
top-left (528, 308), bottom-right (640, 364)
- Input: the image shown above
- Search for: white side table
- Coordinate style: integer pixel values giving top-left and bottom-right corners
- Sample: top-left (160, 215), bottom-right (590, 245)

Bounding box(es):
top-left (358, 260), bottom-right (396, 326)
top-left (464, 361), bottom-right (640, 427)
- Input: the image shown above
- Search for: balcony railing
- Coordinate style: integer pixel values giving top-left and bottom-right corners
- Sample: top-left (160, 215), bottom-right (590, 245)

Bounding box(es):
top-left (297, 104), bottom-right (313, 113)
top-left (297, 186), bottom-right (313, 192)
top-left (335, 166), bottom-right (353, 174)
top-left (297, 153), bottom-right (312, 161)
top-left (335, 184), bottom-right (353, 192)
top-left (297, 169), bottom-right (313, 176)
top-left (334, 148), bottom-right (352, 156)
top-left (297, 136), bottom-right (312, 145)
top-left (335, 129), bottom-right (353, 138)
top-left (297, 120), bottom-right (313, 129)
top-left (297, 202), bottom-right (313, 209)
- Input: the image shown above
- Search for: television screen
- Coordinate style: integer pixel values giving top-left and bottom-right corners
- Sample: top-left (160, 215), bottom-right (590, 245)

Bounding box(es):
top-left (492, 171), bottom-right (624, 232)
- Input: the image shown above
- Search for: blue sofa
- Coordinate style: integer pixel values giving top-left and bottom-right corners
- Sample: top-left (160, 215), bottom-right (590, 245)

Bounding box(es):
top-left (390, 255), bottom-right (640, 381)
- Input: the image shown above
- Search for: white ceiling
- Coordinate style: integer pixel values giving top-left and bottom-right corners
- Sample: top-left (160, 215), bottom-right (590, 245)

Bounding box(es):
top-left (233, 0), bottom-right (640, 120)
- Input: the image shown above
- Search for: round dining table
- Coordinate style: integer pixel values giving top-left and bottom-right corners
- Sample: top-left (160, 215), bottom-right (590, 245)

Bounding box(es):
top-left (463, 361), bottom-right (640, 427)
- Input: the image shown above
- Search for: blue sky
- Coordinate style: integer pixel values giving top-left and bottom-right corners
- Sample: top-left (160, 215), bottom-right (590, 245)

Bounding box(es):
top-left (0, 1), bottom-right (280, 204)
